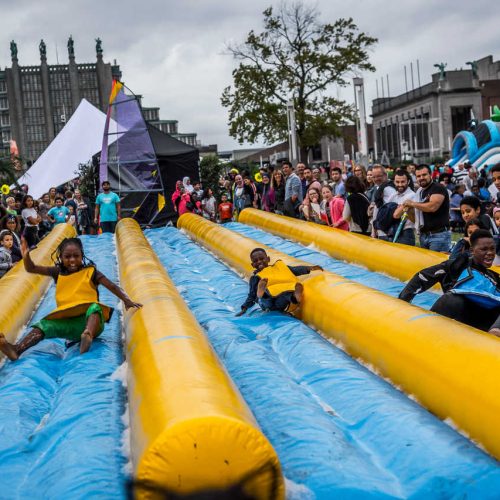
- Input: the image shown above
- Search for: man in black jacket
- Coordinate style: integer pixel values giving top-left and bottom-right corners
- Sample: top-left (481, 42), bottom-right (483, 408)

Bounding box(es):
top-left (399, 229), bottom-right (500, 336)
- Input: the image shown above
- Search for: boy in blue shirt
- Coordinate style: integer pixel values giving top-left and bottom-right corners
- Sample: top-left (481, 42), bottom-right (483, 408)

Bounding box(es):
top-left (48, 197), bottom-right (69, 225)
top-left (94, 181), bottom-right (121, 233)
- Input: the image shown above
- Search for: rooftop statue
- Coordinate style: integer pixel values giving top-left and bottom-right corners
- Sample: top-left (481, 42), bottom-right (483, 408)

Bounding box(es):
top-left (466, 60), bottom-right (478, 79)
top-left (96, 37), bottom-right (103, 56)
top-left (433, 62), bottom-right (447, 81)
top-left (68, 35), bottom-right (75, 58)
top-left (39, 39), bottom-right (47, 58)
top-left (10, 40), bottom-right (17, 59)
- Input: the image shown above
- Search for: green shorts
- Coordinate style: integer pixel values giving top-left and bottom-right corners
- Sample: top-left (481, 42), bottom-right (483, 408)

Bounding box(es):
top-left (32, 303), bottom-right (105, 341)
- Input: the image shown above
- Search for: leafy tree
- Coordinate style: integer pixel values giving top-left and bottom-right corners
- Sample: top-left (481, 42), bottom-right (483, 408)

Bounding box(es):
top-left (75, 161), bottom-right (98, 200)
top-left (0, 157), bottom-right (19, 186)
top-left (221, 2), bottom-right (377, 157)
top-left (200, 154), bottom-right (225, 200)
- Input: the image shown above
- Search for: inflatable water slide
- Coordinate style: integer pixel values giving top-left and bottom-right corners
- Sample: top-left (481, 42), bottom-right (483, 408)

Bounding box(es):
top-left (449, 107), bottom-right (500, 169)
top-left (1, 212), bottom-right (499, 499)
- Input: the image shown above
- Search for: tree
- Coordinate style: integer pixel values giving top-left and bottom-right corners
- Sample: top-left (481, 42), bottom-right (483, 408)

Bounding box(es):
top-left (221, 2), bottom-right (377, 157)
top-left (75, 161), bottom-right (98, 200)
top-left (200, 154), bottom-right (225, 200)
top-left (0, 157), bottom-right (19, 187)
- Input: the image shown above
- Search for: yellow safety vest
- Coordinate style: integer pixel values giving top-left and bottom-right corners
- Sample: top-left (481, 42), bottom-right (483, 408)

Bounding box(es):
top-left (44, 266), bottom-right (112, 321)
top-left (256, 260), bottom-right (298, 297)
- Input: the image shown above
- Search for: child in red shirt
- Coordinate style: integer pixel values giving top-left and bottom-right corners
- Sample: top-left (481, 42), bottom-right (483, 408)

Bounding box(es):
top-left (218, 194), bottom-right (233, 223)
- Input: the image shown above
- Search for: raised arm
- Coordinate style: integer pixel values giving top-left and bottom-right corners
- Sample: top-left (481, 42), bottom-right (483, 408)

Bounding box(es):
top-left (21, 237), bottom-right (57, 277)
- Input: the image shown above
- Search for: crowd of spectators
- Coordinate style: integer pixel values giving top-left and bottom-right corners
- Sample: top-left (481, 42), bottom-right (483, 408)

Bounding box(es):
top-left (171, 159), bottom-right (500, 261)
top-left (0, 180), bottom-right (120, 279)
top-left (3, 159), bottom-right (499, 280)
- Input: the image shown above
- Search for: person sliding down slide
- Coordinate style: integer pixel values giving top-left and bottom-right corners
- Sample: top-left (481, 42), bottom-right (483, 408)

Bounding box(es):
top-left (0, 237), bottom-right (142, 361)
top-left (236, 248), bottom-right (322, 316)
top-left (399, 229), bottom-right (500, 337)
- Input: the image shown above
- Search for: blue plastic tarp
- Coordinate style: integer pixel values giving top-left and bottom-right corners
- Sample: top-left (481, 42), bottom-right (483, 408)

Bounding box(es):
top-left (226, 222), bottom-right (438, 310)
top-left (147, 226), bottom-right (500, 500)
top-left (0, 234), bottom-right (127, 499)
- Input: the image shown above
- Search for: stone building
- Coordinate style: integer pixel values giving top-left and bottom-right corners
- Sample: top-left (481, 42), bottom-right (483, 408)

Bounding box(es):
top-left (1, 38), bottom-right (121, 164)
top-left (371, 55), bottom-right (500, 163)
top-left (142, 106), bottom-right (198, 147)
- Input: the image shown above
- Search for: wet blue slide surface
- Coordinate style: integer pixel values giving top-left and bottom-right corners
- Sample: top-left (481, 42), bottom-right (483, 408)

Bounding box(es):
top-left (148, 227), bottom-right (500, 499)
top-left (0, 234), bottom-right (126, 499)
top-left (226, 222), bottom-right (438, 310)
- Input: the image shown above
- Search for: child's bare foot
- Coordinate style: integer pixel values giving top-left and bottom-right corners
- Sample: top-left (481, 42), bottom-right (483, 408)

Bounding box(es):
top-left (257, 278), bottom-right (268, 299)
top-left (0, 333), bottom-right (19, 361)
top-left (293, 283), bottom-right (304, 304)
top-left (80, 330), bottom-right (93, 354)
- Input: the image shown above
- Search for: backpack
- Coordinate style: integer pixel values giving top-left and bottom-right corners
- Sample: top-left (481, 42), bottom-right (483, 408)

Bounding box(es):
top-left (374, 181), bottom-right (395, 208)
top-left (374, 202), bottom-right (399, 235)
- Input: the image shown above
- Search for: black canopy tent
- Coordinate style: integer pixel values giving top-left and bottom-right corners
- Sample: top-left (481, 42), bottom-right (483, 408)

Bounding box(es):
top-left (100, 123), bottom-right (199, 226)
top-left (142, 123), bottom-right (200, 225)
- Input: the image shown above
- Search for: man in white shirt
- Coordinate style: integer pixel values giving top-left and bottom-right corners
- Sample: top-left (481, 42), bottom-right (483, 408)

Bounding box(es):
top-left (390, 169), bottom-right (416, 246)
top-left (452, 163), bottom-right (468, 185)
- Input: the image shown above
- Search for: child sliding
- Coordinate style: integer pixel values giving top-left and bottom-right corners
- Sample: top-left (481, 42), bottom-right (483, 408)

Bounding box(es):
top-left (0, 237), bottom-right (141, 361)
top-left (237, 248), bottom-right (322, 316)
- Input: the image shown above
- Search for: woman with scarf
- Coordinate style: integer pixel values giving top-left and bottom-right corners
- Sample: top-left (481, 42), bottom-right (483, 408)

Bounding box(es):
top-left (182, 177), bottom-right (194, 194)
top-left (340, 176), bottom-right (371, 235)
top-left (232, 174), bottom-right (254, 219)
top-left (171, 180), bottom-right (191, 216)
top-left (259, 172), bottom-right (276, 212)
top-left (270, 170), bottom-right (285, 215)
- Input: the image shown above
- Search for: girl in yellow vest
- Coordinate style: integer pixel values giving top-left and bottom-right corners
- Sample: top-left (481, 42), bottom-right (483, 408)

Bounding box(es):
top-left (236, 248), bottom-right (322, 315)
top-left (0, 237), bottom-right (141, 361)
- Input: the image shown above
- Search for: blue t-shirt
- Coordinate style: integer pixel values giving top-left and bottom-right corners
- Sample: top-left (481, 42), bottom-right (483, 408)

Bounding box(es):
top-left (96, 192), bottom-right (120, 222)
top-left (48, 205), bottom-right (69, 224)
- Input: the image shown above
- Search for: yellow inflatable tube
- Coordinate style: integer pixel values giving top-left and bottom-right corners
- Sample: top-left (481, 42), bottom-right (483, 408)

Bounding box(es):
top-left (239, 208), bottom-right (449, 282)
top-left (0, 223), bottom-right (76, 346)
top-left (178, 213), bottom-right (500, 461)
top-left (115, 219), bottom-right (283, 497)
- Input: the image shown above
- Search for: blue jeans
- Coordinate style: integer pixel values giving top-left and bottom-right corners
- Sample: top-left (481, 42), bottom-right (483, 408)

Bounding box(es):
top-left (420, 230), bottom-right (451, 253)
top-left (258, 291), bottom-right (295, 312)
top-left (395, 228), bottom-right (416, 246)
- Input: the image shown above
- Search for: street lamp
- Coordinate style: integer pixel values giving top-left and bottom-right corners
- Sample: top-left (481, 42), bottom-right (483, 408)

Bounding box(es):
top-left (286, 99), bottom-right (298, 166)
top-left (353, 78), bottom-right (368, 164)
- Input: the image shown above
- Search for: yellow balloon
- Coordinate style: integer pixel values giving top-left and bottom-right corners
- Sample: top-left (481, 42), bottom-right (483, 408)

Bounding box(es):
top-left (1, 184), bottom-right (10, 195)
top-left (254, 173), bottom-right (263, 183)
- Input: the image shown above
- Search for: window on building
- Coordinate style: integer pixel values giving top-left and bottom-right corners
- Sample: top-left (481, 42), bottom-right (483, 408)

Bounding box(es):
top-left (0, 81), bottom-right (6, 93)
top-left (0, 97), bottom-right (8, 110)
top-left (78, 69), bottom-right (100, 108)
top-left (311, 144), bottom-right (322, 161)
top-left (2, 130), bottom-right (11, 143)
top-left (0, 113), bottom-right (10, 126)
top-left (451, 106), bottom-right (472, 137)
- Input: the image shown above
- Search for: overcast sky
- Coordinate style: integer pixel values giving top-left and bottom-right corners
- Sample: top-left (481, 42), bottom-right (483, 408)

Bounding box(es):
top-left (0, 0), bottom-right (498, 150)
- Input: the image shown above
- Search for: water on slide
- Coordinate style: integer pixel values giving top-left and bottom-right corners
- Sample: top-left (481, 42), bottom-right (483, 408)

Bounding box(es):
top-left (147, 226), bottom-right (500, 500)
top-left (0, 234), bottom-right (127, 499)
top-left (225, 222), bottom-right (438, 310)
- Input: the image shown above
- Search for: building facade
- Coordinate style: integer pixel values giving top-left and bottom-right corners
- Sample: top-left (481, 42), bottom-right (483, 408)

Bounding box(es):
top-left (372, 55), bottom-right (500, 163)
top-left (1, 38), bottom-right (120, 164)
top-left (142, 106), bottom-right (198, 147)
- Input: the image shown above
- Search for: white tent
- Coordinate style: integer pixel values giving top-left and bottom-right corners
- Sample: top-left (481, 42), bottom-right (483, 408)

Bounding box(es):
top-left (15, 99), bottom-right (117, 199)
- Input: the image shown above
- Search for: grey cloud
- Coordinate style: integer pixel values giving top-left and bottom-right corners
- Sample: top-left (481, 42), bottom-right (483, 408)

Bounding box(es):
top-left (0, 0), bottom-right (497, 149)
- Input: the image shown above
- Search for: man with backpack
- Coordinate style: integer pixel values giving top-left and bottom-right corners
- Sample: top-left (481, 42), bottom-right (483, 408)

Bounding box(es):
top-left (369, 165), bottom-right (397, 241)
